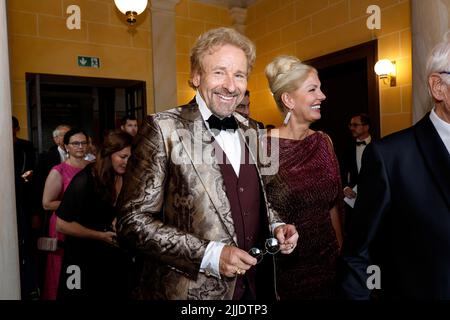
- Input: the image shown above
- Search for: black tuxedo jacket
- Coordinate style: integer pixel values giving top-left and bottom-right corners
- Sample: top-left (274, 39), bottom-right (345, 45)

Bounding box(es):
top-left (32, 146), bottom-right (62, 218)
top-left (340, 142), bottom-right (359, 188)
top-left (340, 114), bottom-right (450, 299)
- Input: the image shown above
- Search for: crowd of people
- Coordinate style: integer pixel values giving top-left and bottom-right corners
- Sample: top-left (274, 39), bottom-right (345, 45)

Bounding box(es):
top-left (11, 27), bottom-right (450, 300)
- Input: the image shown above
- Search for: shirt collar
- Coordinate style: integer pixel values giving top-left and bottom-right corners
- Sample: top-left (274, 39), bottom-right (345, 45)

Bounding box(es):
top-left (430, 106), bottom-right (450, 144)
top-left (356, 135), bottom-right (371, 145)
top-left (57, 146), bottom-right (68, 161)
top-left (196, 91), bottom-right (212, 124)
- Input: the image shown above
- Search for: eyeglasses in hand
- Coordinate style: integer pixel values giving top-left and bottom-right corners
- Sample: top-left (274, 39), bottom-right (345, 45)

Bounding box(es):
top-left (248, 237), bottom-right (280, 264)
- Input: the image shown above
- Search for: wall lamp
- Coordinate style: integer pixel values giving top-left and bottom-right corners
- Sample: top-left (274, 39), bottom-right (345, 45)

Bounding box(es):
top-left (114, 0), bottom-right (148, 25)
top-left (374, 59), bottom-right (396, 87)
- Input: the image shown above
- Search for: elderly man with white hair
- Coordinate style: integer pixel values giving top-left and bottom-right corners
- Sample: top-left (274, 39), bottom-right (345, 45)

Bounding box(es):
top-left (340, 32), bottom-right (450, 299)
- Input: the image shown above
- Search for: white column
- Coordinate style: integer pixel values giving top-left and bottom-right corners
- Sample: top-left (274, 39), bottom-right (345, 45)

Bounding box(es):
top-left (150, 0), bottom-right (180, 112)
top-left (0, 0), bottom-right (21, 300)
top-left (411, 0), bottom-right (450, 123)
top-left (229, 7), bottom-right (247, 34)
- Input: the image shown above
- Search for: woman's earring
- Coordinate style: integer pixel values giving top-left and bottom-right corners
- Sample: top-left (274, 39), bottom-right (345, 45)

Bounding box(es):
top-left (283, 111), bottom-right (292, 126)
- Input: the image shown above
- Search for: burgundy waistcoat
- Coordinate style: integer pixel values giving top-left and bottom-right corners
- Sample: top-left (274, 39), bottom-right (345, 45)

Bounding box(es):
top-left (214, 138), bottom-right (267, 300)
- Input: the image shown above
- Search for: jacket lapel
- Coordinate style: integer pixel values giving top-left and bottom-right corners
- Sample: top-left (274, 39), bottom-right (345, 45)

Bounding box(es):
top-left (177, 105), bottom-right (237, 244)
top-left (414, 114), bottom-right (450, 210)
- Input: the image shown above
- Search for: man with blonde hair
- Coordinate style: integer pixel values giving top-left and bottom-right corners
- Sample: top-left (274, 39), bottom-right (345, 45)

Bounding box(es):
top-left (117, 27), bottom-right (297, 300)
top-left (341, 33), bottom-right (450, 299)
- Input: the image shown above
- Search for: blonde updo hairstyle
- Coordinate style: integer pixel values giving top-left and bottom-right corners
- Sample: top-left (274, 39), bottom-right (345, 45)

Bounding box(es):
top-left (265, 55), bottom-right (316, 113)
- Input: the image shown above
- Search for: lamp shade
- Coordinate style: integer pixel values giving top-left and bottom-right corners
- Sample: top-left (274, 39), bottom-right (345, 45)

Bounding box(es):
top-left (114, 0), bottom-right (148, 15)
top-left (374, 59), bottom-right (395, 76)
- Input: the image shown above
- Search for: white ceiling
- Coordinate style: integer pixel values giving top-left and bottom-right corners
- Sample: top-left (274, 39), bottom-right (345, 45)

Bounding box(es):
top-left (195, 0), bottom-right (258, 8)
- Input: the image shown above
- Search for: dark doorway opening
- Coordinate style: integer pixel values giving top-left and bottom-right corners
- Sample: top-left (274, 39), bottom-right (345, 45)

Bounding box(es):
top-left (26, 74), bottom-right (147, 153)
top-left (305, 40), bottom-right (380, 162)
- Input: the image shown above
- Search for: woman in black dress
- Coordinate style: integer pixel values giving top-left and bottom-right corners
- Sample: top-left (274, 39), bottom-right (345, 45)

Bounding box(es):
top-left (56, 130), bottom-right (136, 299)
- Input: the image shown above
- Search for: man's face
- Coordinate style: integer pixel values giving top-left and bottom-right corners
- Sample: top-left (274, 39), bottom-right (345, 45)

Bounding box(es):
top-left (53, 127), bottom-right (70, 147)
top-left (192, 44), bottom-right (248, 118)
top-left (235, 95), bottom-right (250, 116)
top-left (348, 116), bottom-right (369, 139)
top-left (434, 75), bottom-right (450, 123)
top-left (121, 120), bottom-right (138, 136)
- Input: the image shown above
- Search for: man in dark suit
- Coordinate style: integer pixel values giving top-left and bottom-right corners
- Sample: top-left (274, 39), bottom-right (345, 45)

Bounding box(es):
top-left (340, 113), bottom-right (372, 231)
top-left (340, 36), bottom-right (450, 299)
top-left (117, 27), bottom-right (298, 300)
top-left (12, 116), bottom-right (37, 299)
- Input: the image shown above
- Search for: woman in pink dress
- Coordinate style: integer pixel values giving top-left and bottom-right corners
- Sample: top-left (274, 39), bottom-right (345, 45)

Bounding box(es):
top-left (41, 128), bottom-right (89, 300)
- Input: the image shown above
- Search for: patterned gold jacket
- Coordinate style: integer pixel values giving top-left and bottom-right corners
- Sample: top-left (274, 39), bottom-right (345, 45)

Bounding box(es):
top-left (117, 103), bottom-right (281, 300)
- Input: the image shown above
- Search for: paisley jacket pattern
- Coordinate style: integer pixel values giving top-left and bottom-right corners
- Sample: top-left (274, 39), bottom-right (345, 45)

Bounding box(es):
top-left (117, 103), bottom-right (281, 300)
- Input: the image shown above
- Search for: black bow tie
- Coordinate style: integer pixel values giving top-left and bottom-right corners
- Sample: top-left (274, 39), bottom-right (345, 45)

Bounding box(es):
top-left (207, 114), bottom-right (238, 133)
top-left (356, 141), bottom-right (367, 146)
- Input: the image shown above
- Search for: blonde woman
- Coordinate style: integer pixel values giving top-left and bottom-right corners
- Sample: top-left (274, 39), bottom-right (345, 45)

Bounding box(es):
top-left (263, 55), bottom-right (344, 299)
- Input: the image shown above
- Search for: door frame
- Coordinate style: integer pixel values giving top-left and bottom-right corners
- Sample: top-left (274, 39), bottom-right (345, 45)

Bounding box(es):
top-left (306, 40), bottom-right (380, 139)
top-left (26, 73), bottom-right (147, 153)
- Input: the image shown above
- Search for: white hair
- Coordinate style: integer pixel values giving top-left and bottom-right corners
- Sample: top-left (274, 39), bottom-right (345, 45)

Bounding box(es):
top-left (52, 124), bottom-right (71, 138)
top-left (426, 30), bottom-right (450, 84)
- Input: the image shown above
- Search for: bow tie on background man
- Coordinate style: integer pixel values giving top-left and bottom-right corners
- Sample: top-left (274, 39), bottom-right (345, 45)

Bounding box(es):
top-left (207, 114), bottom-right (238, 133)
top-left (356, 140), bottom-right (367, 146)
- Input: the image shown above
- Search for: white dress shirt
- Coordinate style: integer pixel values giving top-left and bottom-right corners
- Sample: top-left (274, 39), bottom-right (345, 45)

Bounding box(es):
top-left (196, 92), bottom-right (240, 278)
top-left (58, 146), bottom-right (68, 163)
top-left (196, 92), bottom-right (283, 278)
top-left (430, 107), bottom-right (450, 155)
top-left (197, 92), bottom-right (242, 176)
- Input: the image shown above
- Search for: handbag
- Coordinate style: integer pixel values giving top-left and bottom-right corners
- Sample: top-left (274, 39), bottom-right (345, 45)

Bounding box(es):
top-left (36, 211), bottom-right (58, 252)
top-left (37, 236), bottom-right (58, 251)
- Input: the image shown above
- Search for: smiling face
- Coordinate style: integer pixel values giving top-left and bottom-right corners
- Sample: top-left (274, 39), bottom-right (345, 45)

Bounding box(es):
top-left (111, 146), bottom-right (131, 175)
top-left (285, 71), bottom-right (326, 124)
top-left (192, 44), bottom-right (248, 118)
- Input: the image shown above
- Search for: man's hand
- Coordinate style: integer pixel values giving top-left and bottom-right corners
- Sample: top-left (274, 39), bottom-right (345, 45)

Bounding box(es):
top-left (274, 224), bottom-right (298, 254)
top-left (219, 245), bottom-right (257, 278)
top-left (21, 170), bottom-right (33, 182)
top-left (343, 186), bottom-right (357, 199)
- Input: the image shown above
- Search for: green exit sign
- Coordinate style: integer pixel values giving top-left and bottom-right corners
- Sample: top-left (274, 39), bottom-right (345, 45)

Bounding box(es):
top-left (77, 56), bottom-right (100, 68)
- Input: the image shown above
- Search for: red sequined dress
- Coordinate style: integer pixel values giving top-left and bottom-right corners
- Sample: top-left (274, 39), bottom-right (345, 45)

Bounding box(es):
top-left (265, 132), bottom-right (344, 299)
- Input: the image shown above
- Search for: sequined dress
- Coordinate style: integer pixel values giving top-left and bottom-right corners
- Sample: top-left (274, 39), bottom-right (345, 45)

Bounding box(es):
top-left (265, 132), bottom-right (344, 299)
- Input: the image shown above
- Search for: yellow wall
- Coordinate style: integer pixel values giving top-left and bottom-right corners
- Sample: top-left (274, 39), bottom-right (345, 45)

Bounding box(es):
top-left (246, 0), bottom-right (412, 137)
top-left (7, 0), bottom-right (412, 138)
top-left (175, 0), bottom-right (233, 105)
top-left (7, 0), bottom-right (153, 139)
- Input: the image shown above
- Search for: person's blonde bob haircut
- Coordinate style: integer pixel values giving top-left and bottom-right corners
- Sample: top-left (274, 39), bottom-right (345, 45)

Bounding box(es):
top-left (189, 27), bottom-right (256, 89)
top-left (265, 55), bottom-right (316, 113)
